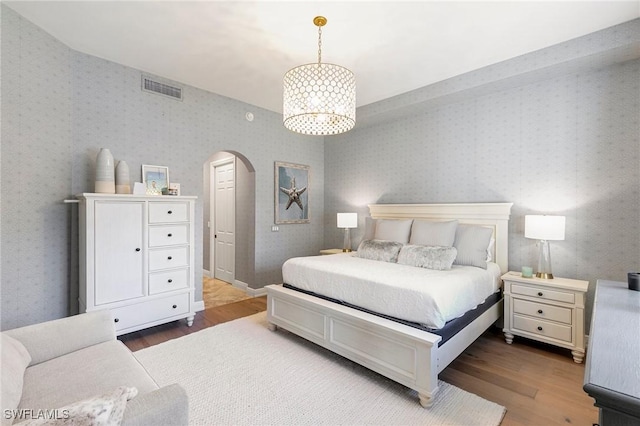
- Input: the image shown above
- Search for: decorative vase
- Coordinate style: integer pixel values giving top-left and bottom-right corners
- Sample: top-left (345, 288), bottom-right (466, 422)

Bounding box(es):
top-left (95, 148), bottom-right (115, 193)
top-left (115, 160), bottom-right (131, 194)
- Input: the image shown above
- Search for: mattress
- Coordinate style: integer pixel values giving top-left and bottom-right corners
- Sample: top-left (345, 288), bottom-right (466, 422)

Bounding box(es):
top-left (282, 253), bottom-right (502, 330)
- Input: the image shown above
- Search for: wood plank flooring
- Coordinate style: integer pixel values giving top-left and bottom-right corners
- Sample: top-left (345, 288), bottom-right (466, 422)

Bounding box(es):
top-left (120, 297), bottom-right (598, 425)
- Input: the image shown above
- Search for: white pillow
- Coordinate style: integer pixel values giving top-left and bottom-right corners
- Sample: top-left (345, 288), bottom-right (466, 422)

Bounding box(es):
top-left (397, 245), bottom-right (458, 270)
top-left (453, 225), bottom-right (494, 269)
top-left (20, 386), bottom-right (138, 426)
top-left (374, 219), bottom-right (413, 243)
top-left (1, 333), bottom-right (32, 426)
top-left (362, 217), bottom-right (377, 241)
top-left (409, 220), bottom-right (458, 247)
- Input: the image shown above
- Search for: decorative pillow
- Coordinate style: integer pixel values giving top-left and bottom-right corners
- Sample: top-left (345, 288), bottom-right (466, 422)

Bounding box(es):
top-left (453, 225), bottom-right (494, 269)
top-left (1, 333), bottom-right (32, 426)
top-left (486, 237), bottom-right (495, 262)
top-left (397, 245), bottom-right (458, 270)
top-left (20, 386), bottom-right (138, 426)
top-left (409, 220), bottom-right (458, 247)
top-left (361, 217), bottom-right (377, 241)
top-left (357, 239), bottom-right (404, 263)
top-left (373, 219), bottom-right (413, 243)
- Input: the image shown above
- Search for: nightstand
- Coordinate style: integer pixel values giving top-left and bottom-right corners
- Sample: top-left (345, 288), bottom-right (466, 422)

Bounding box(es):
top-left (319, 248), bottom-right (350, 255)
top-left (501, 271), bottom-right (588, 363)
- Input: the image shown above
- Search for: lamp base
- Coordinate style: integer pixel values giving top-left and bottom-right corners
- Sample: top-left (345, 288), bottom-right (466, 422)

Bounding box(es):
top-left (535, 272), bottom-right (554, 279)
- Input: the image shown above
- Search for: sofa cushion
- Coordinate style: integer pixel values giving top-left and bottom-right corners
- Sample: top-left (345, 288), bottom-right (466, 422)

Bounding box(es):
top-left (1, 333), bottom-right (32, 426)
top-left (19, 341), bottom-right (158, 413)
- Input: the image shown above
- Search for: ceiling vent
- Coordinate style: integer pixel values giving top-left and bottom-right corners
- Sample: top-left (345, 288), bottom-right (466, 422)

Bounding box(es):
top-left (141, 76), bottom-right (183, 101)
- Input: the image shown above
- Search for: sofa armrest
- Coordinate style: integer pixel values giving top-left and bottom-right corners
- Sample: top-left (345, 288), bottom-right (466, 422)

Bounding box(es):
top-left (3, 310), bottom-right (116, 366)
top-left (121, 384), bottom-right (188, 426)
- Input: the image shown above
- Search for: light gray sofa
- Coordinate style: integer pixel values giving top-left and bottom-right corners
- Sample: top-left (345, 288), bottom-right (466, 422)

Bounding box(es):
top-left (1, 310), bottom-right (188, 425)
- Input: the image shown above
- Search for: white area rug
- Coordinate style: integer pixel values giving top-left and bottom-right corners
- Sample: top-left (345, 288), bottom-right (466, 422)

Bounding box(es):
top-left (134, 312), bottom-right (506, 425)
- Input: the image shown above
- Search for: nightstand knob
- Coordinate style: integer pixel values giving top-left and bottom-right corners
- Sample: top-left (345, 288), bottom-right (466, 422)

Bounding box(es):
top-left (114, 318), bottom-right (119, 323)
top-left (537, 292), bottom-right (543, 297)
top-left (537, 309), bottom-right (543, 314)
top-left (172, 304), bottom-right (177, 309)
top-left (168, 256), bottom-right (172, 260)
top-left (537, 326), bottom-right (543, 331)
top-left (168, 279), bottom-right (173, 283)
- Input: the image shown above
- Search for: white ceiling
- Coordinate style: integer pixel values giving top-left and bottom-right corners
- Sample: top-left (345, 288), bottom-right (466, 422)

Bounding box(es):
top-left (5, 1), bottom-right (639, 113)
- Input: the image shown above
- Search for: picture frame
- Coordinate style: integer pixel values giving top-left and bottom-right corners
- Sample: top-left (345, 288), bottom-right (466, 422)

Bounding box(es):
top-left (142, 165), bottom-right (169, 195)
top-left (275, 161), bottom-right (310, 224)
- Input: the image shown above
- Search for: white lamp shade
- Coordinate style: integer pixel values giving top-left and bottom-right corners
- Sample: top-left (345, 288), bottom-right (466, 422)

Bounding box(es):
top-left (337, 212), bottom-right (358, 229)
top-left (525, 215), bottom-right (565, 241)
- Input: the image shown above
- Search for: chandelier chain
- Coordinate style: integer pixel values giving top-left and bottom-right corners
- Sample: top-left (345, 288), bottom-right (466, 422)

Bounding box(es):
top-left (317, 25), bottom-right (322, 65)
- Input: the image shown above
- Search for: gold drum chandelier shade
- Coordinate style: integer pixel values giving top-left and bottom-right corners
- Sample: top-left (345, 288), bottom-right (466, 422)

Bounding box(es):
top-left (283, 16), bottom-right (356, 136)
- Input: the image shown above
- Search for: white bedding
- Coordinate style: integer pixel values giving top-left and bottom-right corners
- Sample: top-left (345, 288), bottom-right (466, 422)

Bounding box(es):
top-left (282, 253), bottom-right (501, 329)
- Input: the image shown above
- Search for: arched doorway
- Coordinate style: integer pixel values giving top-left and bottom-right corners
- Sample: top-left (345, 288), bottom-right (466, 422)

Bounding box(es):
top-left (202, 151), bottom-right (256, 300)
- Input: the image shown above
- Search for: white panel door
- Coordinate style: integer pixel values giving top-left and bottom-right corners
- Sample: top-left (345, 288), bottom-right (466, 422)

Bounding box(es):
top-left (94, 201), bottom-right (145, 305)
top-left (213, 160), bottom-right (235, 283)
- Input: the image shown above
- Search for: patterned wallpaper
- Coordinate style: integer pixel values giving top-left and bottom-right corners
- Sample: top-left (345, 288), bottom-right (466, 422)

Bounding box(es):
top-left (2, 5), bottom-right (638, 334)
top-left (1, 5), bottom-right (325, 330)
top-left (324, 21), bottom-right (640, 331)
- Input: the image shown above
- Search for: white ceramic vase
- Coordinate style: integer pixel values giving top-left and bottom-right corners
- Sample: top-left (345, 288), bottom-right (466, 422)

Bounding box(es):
top-left (115, 160), bottom-right (131, 194)
top-left (95, 148), bottom-right (115, 194)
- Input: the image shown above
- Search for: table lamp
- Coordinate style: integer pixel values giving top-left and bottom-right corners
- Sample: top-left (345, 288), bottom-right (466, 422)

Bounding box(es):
top-left (524, 215), bottom-right (565, 279)
top-left (337, 213), bottom-right (358, 252)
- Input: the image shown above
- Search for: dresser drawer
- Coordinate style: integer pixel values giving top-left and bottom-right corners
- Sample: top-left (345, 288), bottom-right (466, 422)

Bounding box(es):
top-left (149, 268), bottom-right (189, 294)
top-left (513, 314), bottom-right (572, 342)
top-left (149, 202), bottom-right (189, 223)
top-left (513, 298), bottom-right (572, 325)
top-left (111, 292), bottom-right (190, 332)
top-left (511, 283), bottom-right (575, 304)
top-left (149, 247), bottom-right (189, 271)
top-left (149, 224), bottom-right (189, 247)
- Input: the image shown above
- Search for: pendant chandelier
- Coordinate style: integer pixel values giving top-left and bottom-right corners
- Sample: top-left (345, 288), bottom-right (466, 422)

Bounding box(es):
top-left (283, 16), bottom-right (356, 136)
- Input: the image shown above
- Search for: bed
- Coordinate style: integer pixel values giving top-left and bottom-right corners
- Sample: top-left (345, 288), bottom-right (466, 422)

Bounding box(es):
top-left (266, 202), bottom-right (512, 408)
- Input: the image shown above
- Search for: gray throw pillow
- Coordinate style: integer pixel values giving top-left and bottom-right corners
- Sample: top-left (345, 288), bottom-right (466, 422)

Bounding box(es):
top-left (453, 225), bottom-right (494, 269)
top-left (409, 220), bottom-right (458, 247)
top-left (374, 219), bottom-right (413, 243)
top-left (357, 239), bottom-right (404, 263)
top-left (397, 245), bottom-right (458, 270)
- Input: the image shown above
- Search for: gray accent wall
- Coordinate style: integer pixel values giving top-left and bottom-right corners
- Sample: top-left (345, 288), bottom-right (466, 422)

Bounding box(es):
top-left (324, 20), bottom-right (640, 332)
top-left (1, 5), bottom-right (325, 330)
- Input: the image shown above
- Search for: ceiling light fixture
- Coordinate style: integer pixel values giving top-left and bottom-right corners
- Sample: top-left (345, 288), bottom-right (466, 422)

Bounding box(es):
top-left (283, 16), bottom-right (356, 136)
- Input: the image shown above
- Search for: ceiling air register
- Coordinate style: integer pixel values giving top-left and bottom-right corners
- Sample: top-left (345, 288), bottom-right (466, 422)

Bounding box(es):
top-left (283, 16), bottom-right (356, 136)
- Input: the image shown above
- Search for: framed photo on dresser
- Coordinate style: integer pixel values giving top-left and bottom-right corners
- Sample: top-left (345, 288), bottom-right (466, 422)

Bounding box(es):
top-left (142, 165), bottom-right (169, 195)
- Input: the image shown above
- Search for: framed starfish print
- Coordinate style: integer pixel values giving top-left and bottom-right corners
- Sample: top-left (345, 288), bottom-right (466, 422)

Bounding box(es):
top-left (275, 161), bottom-right (310, 224)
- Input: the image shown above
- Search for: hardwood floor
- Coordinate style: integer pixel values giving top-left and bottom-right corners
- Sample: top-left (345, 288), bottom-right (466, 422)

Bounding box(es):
top-left (120, 298), bottom-right (597, 425)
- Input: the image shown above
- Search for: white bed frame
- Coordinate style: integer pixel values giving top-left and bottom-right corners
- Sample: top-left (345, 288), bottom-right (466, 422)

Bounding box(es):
top-left (266, 203), bottom-right (513, 408)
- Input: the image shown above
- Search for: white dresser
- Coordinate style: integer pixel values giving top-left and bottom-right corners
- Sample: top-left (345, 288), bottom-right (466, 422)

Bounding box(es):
top-left (78, 193), bottom-right (196, 335)
top-left (502, 271), bottom-right (588, 363)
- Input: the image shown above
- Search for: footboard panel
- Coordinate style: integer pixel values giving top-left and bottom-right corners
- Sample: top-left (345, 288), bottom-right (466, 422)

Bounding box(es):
top-left (267, 284), bottom-right (441, 404)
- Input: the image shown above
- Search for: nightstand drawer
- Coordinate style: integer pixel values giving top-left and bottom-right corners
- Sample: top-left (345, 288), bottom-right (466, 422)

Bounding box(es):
top-left (513, 299), bottom-right (572, 325)
top-left (513, 314), bottom-right (572, 342)
top-left (512, 283), bottom-right (575, 304)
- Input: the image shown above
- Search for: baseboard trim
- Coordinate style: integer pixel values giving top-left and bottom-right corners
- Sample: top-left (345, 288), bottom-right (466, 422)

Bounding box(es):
top-left (193, 300), bottom-right (205, 312)
top-left (203, 269), bottom-right (212, 278)
top-left (246, 286), bottom-right (267, 297)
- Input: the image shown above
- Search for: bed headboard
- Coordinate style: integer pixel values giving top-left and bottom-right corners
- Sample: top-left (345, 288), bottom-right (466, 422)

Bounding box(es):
top-left (367, 203), bottom-right (513, 273)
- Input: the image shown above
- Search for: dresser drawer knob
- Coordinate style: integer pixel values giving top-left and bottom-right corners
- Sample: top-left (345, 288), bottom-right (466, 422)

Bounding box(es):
top-left (168, 233), bottom-right (173, 237)
top-left (114, 318), bottom-right (119, 323)
top-left (172, 304), bottom-right (177, 309)
top-left (135, 248), bottom-right (141, 252)
top-left (168, 256), bottom-right (173, 260)
top-left (537, 326), bottom-right (543, 331)
top-left (168, 210), bottom-right (173, 215)
top-left (168, 279), bottom-right (173, 283)
top-left (537, 292), bottom-right (543, 297)
top-left (537, 309), bottom-right (543, 314)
